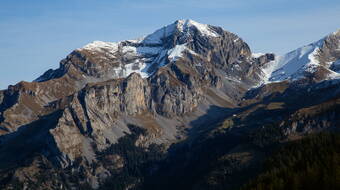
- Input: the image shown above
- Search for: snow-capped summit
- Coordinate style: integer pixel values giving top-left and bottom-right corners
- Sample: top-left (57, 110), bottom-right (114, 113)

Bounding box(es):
top-left (269, 38), bottom-right (325, 81)
top-left (80, 19), bottom-right (221, 50)
top-left (176, 19), bottom-right (221, 37)
top-left (58, 19), bottom-right (227, 81)
top-left (261, 30), bottom-right (340, 83)
top-left (142, 19), bottom-right (220, 45)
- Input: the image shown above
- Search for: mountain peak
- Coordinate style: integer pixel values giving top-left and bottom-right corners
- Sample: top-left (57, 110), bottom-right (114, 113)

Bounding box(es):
top-left (142, 19), bottom-right (221, 45)
top-left (175, 19), bottom-right (220, 37)
top-left (79, 20), bottom-right (221, 50)
top-left (262, 30), bottom-right (340, 82)
top-left (58, 19), bottom-right (232, 84)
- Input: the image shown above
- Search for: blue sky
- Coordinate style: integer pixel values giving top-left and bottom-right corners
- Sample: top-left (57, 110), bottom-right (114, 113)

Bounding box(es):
top-left (1, 0), bottom-right (339, 89)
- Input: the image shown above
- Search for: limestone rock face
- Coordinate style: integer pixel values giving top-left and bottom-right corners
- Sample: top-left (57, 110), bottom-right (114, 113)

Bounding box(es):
top-left (50, 107), bottom-right (87, 165)
top-left (149, 65), bottom-right (203, 116)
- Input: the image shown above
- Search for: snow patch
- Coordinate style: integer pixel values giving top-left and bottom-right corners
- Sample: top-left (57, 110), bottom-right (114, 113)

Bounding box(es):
top-left (167, 44), bottom-right (188, 62)
top-left (123, 61), bottom-right (149, 78)
top-left (259, 58), bottom-right (279, 84)
top-left (80, 41), bottom-right (119, 52)
top-left (167, 43), bottom-right (197, 62)
top-left (233, 38), bottom-right (240, 43)
top-left (252, 53), bottom-right (265, 58)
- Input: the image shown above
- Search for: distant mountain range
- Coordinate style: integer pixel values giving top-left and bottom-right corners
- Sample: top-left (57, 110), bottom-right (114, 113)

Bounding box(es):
top-left (0, 19), bottom-right (339, 190)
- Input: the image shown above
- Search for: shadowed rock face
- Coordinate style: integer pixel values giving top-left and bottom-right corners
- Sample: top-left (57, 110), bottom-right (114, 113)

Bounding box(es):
top-left (0, 20), bottom-right (339, 190)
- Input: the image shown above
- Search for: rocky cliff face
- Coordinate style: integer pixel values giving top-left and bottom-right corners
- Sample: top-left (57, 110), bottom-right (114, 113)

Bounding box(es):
top-left (0, 20), bottom-right (339, 190)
